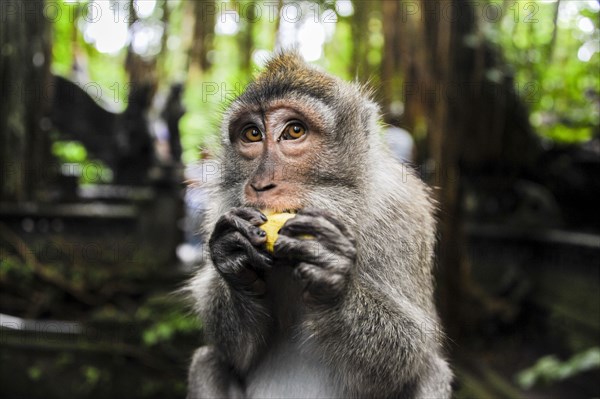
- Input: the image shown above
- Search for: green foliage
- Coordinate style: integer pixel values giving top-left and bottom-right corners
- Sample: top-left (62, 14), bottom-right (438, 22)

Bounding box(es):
top-left (136, 295), bottom-right (201, 346)
top-left (50, 0), bottom-right (73, 77)
top-left (180, 34), bottom-right (254, 163)
top-left (51, 0), bottom-right (129, 108)
top-left (50, 140), bottom-right (113, 184)
top-left (27, 366), bottom-right (42, 381)
top-left (141, 310), bottom-right (200, 346)
top-left (516, 347), bottom-right (600, 389)
top-left (48, 1), bottom-right (599, 155)
top-left (0, 254), bottom-right (35, 284)
top-left (52, 140), bottom-right (87, 163)
top-left (485, 0), bottom-right (600, 143)
top-left (324, 20), bottom-right (353, 80)
top-left (83, 366), bottom-right (101, 388)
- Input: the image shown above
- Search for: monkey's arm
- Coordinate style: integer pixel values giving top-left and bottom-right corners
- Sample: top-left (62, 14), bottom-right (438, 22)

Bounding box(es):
top-left (188, 207), bottom-right (273, 392)
top-left (190, 265), bottom-right (271, 373)
top-left (304, 282), bottom-right (443, 396)
top-left (187, 346), bottom-right (244, 399)
top-left (276, 208), bottom-right (448, 396)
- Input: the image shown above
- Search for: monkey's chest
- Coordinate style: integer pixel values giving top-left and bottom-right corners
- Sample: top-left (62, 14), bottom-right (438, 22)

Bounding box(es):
top-left (246, 337), bottom-right (338, 399)
top-left (245, 266), bottom-right (340, 398)
top-left (264, 264), bottom-right (305, 330)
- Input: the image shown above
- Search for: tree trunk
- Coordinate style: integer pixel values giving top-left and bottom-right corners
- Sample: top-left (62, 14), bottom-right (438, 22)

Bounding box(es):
top-left (238, 1), bottom-right (257, 74)
top-left (381, 0), bottom-right (399, 123)
top-left (0, 0), bottom-right (53, 202)
top-left (350, 0), bottom-right (371, 82)
top-left (189, 0), bottom-right (216, 74)
top-left (394, 0), bottom-right (542, 340)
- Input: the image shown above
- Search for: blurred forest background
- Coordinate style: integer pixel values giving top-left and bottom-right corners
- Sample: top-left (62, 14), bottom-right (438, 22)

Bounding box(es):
top-left (1, 0), bottom-right (599, 398)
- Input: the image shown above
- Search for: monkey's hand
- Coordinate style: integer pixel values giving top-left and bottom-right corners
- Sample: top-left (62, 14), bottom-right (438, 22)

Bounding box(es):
top-left (274, 208), bottom-right (356, 305)
top-left (209, 207), bottom-right (272, 296)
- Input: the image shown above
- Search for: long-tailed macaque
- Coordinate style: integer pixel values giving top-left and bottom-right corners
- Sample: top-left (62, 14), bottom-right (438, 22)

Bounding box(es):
top-left (187, 52), bottom-right (452, 398)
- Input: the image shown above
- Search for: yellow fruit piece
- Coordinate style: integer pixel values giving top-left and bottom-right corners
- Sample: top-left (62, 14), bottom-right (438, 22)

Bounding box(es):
top-left (261, 211), bottom-right (296, 253)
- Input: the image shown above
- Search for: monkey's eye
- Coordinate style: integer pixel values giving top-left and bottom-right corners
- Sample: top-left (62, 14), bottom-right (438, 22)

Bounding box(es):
top-left (281, 123), bottom-right (306, 140)
top-left (242, 126), bottom-right (263, 143)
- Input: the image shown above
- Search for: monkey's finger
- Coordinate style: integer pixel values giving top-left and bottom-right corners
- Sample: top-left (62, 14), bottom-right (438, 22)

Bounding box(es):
top-left (212, 231), bottom-right (272, 271)
top-left (296, 208), bottom-right (356, 245)
top-left (214, 252), bottom-right (266, 297)
top-left (294, 262), bottom-right (320, 281)
top-left (213, 251), bottom-right (259, 286)
top-left (233, 232), bottom-right (273, 271)
top-left (274, 236), bottom-right (351, 273)
top-left (279, 214), bottom-right (356, 257)
top-left (212, 210), bottom-right (268, 247)
top-left (230, 207), bottom-right (268, 225)
top-left (214, 208), bottom-right (267, 233)
top-left (247, 247), bottom-right (273, 272)
top-left (274, 234), bottom-right (322, 263)
top-left (294, 263), bottom-right (347, 302)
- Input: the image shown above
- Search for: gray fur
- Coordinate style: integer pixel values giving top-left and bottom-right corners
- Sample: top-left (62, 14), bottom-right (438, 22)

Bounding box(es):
top-left (186, 52), bottom-right (452, 399)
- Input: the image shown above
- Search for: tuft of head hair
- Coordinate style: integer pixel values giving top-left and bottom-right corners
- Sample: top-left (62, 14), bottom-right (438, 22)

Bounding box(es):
top-left (239, 51), bottom-right (342, 106)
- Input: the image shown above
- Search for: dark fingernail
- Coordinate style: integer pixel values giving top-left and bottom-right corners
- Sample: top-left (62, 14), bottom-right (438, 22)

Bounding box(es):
top-left (260, 213), bottom-right (268, 221)
top-left (256, 228), bottom-right (266, 237)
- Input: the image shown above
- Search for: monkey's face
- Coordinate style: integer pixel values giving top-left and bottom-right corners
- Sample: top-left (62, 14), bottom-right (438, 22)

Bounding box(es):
top-left (225, 96), bottom-right (332, 212)
top-left (218, 53), bottom-right (373, 224)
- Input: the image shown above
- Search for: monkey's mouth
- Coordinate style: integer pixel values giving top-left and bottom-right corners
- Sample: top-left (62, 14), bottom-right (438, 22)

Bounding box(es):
top-left (243, 197), bottom-right (303, 214)
top-left (262, 208), bottom-right (298, 214)
top-left (243, 181), bottom-right (306, 213)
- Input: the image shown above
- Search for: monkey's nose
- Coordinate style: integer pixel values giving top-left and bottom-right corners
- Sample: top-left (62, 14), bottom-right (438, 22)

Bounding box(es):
top-left (250, 182), bottom-right (277, 192)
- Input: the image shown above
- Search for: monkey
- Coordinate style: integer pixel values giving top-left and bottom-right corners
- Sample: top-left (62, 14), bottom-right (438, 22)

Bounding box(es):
top-left (186, 52), bottom-right (452, 399)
